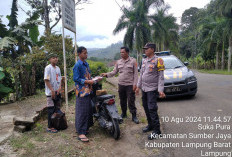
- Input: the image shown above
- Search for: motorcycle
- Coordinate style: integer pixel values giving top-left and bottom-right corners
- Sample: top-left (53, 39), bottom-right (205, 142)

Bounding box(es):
top-left (91, 79), bottom-right (122, 140)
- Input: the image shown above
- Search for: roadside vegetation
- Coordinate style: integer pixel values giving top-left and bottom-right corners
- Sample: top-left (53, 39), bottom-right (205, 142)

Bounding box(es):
top-left (0, 0), bottom-right (231, 104)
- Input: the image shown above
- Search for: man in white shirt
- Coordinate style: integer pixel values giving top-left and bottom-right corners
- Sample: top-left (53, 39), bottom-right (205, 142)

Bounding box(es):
top-left (44, 53), bottom-right (62, 133)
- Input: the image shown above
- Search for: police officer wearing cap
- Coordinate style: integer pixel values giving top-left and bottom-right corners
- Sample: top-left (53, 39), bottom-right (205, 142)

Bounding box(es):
top-left (135, 43), bottom-right (166, 140)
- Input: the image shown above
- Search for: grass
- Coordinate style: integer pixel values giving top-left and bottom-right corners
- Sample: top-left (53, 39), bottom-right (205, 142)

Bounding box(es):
top-left (198, 69), bottom-right (232, 75)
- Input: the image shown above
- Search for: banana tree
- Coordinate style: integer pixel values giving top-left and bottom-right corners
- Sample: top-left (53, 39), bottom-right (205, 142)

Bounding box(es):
top-left (0, 20), bottom-right (42, 99)
top-left (0, 67), bottom-right (12, 101)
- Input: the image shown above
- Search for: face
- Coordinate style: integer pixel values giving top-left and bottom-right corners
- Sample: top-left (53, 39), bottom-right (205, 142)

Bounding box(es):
top-left (120, 48), bottom-right (129, 59)
top-left (79, 49), bottom-right (88, 60)
top-left (144, 48), bottom-right (154, 57)
top-left (49, 57), bottom-right (58, 64)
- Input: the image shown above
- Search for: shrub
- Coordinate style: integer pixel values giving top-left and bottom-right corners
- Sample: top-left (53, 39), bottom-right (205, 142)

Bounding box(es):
top-left (87, 60), bottom-right (108, 77)
top-left (0, 67), bottom-right (12, 101)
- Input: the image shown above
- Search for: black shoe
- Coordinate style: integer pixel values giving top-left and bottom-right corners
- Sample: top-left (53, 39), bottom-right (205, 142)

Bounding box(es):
top-left (142, 125), bottom-right (154, 133)
top-left (132, 116), bottom-right (139, 124)
top-left (118, 116), bottom-right (123, 124)
top-left (121, 113), bottom-right (127, 118)
top-left (148, 131), bottom-right (162, 140)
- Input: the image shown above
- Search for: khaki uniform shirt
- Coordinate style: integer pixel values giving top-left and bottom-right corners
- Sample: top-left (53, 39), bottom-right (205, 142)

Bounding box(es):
top-left (137, 55), bottom-right (165, 92)
top-left (107, 57), bottom-right (138, 86)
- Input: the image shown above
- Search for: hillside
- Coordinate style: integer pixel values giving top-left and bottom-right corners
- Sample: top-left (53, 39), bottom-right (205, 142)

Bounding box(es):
top-left (88, 41), bottom-right (123, 59)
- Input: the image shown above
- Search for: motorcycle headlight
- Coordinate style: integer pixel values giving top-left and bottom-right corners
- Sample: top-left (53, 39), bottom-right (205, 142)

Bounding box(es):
top-left (187, 76), bottom-right (197, 83)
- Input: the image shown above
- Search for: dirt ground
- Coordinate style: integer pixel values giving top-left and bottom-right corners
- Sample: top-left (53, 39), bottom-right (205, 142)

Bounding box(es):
top-left (0, 81), bottom-right (169, 157)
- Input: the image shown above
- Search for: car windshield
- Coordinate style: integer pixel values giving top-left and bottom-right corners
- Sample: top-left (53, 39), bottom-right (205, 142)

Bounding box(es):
top-left (162, 57), bottom-right (184, 69)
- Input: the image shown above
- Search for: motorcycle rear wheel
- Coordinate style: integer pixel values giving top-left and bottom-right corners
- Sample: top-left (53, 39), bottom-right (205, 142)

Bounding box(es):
top-left (110, 118), bottom-right (120, 140)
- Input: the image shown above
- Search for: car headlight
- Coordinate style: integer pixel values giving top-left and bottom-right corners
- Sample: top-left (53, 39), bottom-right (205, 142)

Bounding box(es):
top-left (187, 76), bottom-right (197, 83)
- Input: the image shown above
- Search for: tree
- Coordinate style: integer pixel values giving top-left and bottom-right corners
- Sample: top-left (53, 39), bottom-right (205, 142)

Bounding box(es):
top-left (0, 67), bottom-right (13, 101)
top-left (124, 0), bottom-right (164, 8)
top-left (0, 16), bottom-right (9, 38)
top-left (7, 0), bottom-right (18, 31)
top-left (114, 1), bottom-right (151, 52)
top-left (114, 0), bottom-right (163, 63)
top-left (0, 19), bottom-right (42, 98)
top-left (215, 0), bottom-right (232, 72)
top-left (181, 7), bottom-right (199, 32)
top-left (149, 5), bottom-right (179, 51)
top-left (0, 0), bottom-right (42, 99)
top-left (25, 0), bottom-right (91, 36)
top-left (180, 7), bottom-right (200, 67)
top-left (198, 15), bottom-right (228, 69)
top-left (43, 34), bottom-right (75, 72)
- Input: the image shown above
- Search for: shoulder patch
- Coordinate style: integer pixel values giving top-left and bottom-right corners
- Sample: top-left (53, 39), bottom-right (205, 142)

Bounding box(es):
top-left (157, 58), bottom-right (165, 71)
top-left (134, 61), bottom-right (138, 67)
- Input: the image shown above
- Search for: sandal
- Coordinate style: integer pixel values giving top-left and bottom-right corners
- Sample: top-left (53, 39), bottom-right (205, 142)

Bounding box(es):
top-left (46, 128), bottom-right (58, 133)
top-left (78, 137), bottom-right (89, 142)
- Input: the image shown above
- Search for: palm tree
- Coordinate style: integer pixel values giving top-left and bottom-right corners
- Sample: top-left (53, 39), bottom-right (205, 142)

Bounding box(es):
top-left (199, 16), bottom-right (228, 69)
top-left (128, 0), bottom-right (164, 8)
top-left (114, 0), bottom-right (163, 62)
top-left (210, 18), bottom-right (228, 70)
top-left (215, 0), bottom-right (232, 71)
top-left (149, 5), bottom-right (179, 51)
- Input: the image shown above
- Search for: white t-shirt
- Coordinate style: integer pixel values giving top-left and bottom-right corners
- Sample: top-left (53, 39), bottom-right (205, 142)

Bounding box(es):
top-left (44, 64), bottom-right (61, 96)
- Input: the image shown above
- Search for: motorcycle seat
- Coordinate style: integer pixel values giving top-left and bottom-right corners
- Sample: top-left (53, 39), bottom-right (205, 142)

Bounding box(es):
top-left (97, 94), bottom-right (114, 101)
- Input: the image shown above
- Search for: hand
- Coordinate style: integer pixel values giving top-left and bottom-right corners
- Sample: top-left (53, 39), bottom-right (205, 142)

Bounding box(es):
top-left (101, 73), bottom-right (107, 77)
top-left (57, 87), bottom-right (61, 95)
top-left (97, 77), bottom-right (103, 82)
top-left (159, 92), bottom-right (166, 99)
top-left (86, 80), bottom-right (95, 85)
top-left (135, 88), bottom-right (140, 95)
top-left (133, 85), bottom-right (137, 91)
top-left (51, 90), bottom-right (55, 99)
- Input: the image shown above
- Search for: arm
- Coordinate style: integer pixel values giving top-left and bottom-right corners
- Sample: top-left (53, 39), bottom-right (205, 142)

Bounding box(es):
top-left (133, 59), bottom-right (138, 91)
top-left (57, 68), bottom-right (62, 94)
top-left (157, 58), bottom-right (165, 98)
top-left (73, 64), bottom-right (86, 85)
top-left (137, 62), bottom-right (143, 89)
top-left (158, 70), bottom-right (164, 92)
top-left (44, 66), bottom-right (55, 98)
top-left (136, 63), bottom-right (143, 95)
top-left (73, 64), bottom-right (94, 85)
top-left (45, 80), bottom-right (54, 92)
top-left (106, 62), bottom-right (119, 77)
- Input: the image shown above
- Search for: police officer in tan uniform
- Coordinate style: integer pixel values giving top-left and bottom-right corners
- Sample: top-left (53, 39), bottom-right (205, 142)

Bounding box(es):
top-left (135, 43), bottom-right (166, 140)
top-left (101, 47), bottom-right (139, 124)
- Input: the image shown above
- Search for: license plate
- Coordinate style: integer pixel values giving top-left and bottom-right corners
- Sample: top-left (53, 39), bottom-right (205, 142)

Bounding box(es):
top-left (166, 87), bottom-right (182, 93)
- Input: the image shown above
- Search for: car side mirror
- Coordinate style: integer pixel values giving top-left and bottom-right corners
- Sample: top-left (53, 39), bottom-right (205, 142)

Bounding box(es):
top-left (184, 62), bottom-right (189, 66)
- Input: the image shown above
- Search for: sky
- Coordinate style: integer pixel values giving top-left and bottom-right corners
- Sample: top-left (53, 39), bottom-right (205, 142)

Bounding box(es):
top-left (0, 0), bottom-right (211, 48)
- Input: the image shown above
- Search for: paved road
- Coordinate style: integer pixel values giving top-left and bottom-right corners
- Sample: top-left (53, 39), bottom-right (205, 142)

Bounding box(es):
top-left (107, 71), bottom-right (232, 157)
top-left (157, 71), bottom-right (232, 157)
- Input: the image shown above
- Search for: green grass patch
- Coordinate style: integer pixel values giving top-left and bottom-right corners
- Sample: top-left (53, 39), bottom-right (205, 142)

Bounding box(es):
top-left (139, 117), bottom-right (146, 123)
top-left (10, 135), bottom-right (30, 150)
top-left (198, 69), bottom-right (232, 75)
top-left (10, 134), bottom-right (35, 153)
